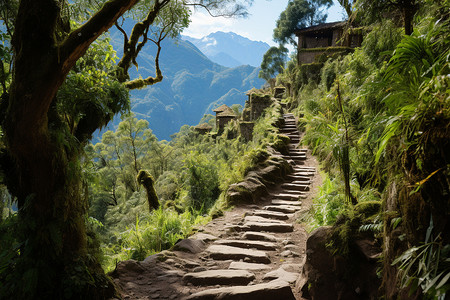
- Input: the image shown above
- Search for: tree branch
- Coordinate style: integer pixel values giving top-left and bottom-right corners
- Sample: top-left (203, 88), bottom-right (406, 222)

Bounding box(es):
top-left (60, 0), bottom-right (139, 75)
top-left (116, 0), bottom-right (171, 82)
top-left (124, 40), bottom-right (163, 89)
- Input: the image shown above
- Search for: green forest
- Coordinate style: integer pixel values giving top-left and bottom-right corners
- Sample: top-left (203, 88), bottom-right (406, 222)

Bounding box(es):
top-left (0, 0), bottom-right (449, 299)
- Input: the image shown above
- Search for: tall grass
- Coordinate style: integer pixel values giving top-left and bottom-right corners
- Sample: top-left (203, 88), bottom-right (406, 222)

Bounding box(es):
top-left (102, 208), bottom-right (209, 271)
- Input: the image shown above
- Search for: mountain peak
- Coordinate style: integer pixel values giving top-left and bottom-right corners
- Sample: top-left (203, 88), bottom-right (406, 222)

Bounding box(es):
top-left (183, 32), bottom-right (270, 68)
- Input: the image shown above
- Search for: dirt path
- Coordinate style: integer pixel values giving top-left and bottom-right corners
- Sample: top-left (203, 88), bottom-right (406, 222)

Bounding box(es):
top-left (110, 113), bottom-right (322, 300)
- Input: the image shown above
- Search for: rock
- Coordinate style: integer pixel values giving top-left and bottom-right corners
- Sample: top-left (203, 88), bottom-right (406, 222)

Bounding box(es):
top-left (271, 199), bottom-right (302, 206)
top-left (250, 209), bottom-right (290, 220)
top-left (243, 215), bottom-right (286, 224)
top-left (228, 262), bottom-right (272, 271)
top-left (173, 239), bottom-right (206, 254)
top-left (355, 239), bottom-right (382, 262)
top-left (114, 260), bottom-right (146, 274)
top-left (286, 175), bottom-right (311, 182)
top-left (193, 267), bottom-right (207, 272)
top-left (183, 269), bottom-right (255, 286)
top-left (263, 267), bottom-right (299, 283)
top-left (243, 221), bottom-right (294, 233)
top-left (242, 231), bottom-right (278, 242)
top-left (284, 244), bottom-right (301, 252)
top-left (263, 205), bottom-right (301, 214)
top-left (300, 226), bottom-right (382, 300)
top-left (281, 183), bottom-right (310, 191)
top-left (192, 233), bottom-right (218, 242)
top-left (186, 279), bottom-right (296, 300)
top-left (215, 239), bottom-right (278, 251)
top-left (271, 192), bottom-right (307, 201)
top-left (206, 245), bottom-right (271, 264)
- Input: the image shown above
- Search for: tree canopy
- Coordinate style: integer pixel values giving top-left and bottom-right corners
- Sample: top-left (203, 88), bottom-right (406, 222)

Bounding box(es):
top-left (273, 0), bottom-right (332, 46)
top-left (259, 45), bottom-right (289, 84)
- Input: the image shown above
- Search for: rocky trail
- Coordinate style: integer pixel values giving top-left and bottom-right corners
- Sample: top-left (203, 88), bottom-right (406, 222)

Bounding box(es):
top-left (110, 113), bottom-right (322, 300)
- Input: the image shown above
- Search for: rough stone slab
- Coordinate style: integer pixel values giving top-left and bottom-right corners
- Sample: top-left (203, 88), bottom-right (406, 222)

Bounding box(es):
top-left (186, 279), bottom-right (296, 300)
top-left (271, 199), bottom-right (302, 206)
top-left (229, 261), bottom-right (272, 271)
top-left (183, 269), bottom-right (255, 286)
top-left (262, 267), bottom-right (299, 283)
top-left (286, 175), bottom-right (311, 181)
top-left (292, 171), bottom-right (315, 177)
top-left (215, 239), bottom-right (278, 251)
top-left (206, 245), bottom-right (270, 264)
top-left (242, 231), bottom-right (278, 242)
top-left (293, 166), bottom-right (316, 171)
top-left (264, 205), bottom-right (301, 214)
top-left (192, 233), bottom-right (218, 242)
top-left (244, 215), bottom-right (286, 224)
top-left (173, 239), bottom-right (206, 254)
top-left (250, 209), bottom-right (290, 220)
top-left (271, 192), bottom-right (306, 201)
top-left (290, 180), bottom-right (312, 186)
top-left (281, 183), bottom-right (310, 191)
top-left (243, 221), bottom-right (293, 233)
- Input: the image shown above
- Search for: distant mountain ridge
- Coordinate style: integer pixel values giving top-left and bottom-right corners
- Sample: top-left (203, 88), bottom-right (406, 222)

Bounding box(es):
top-left (183, 31), bottom-right (270, 68)
top-left (105, 29), bottom-right (265, 140)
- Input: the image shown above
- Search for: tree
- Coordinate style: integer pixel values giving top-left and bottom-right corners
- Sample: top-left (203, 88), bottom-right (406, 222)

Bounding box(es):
top-left (355, 0), bottom-right (420, 35)
top-left (336, 0), bottom-right (354, 19)
top-left (0, 0), bottom-right (251, 298)
top-left (259, 45), bottom-right (289, 85)
top-left (273, 0), bottom-right (332, 46)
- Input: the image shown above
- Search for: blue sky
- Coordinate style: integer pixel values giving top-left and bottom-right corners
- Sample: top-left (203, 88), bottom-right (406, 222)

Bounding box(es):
top-left (183, 0), bottom-right (347, 45)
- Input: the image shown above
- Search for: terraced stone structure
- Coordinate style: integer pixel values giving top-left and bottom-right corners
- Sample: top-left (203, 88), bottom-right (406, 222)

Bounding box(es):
top-left (111, 113), bottom-right (318, 299)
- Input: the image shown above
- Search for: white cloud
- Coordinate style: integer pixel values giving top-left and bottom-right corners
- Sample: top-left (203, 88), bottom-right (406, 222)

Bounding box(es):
top-left (183, 11), bottom-right (235, 38)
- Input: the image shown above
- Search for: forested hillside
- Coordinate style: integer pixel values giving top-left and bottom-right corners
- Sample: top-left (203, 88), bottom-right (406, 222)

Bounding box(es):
top-left (108, 29), bottom-right (265, 140)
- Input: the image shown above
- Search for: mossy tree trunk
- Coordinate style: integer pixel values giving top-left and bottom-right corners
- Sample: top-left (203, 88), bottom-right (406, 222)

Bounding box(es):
top-left (3, 0), bottom-right (138, 297)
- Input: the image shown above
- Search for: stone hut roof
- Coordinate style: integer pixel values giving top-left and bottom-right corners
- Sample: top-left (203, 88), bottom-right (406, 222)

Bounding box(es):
top-left (217, 109), bottom-right (236, 118)
top-left (294, 21), bottom-right (347, 36)
top-left (213, 104), bottom-right (231, 113)
top-left (195, 123), bottom-right (213, 130)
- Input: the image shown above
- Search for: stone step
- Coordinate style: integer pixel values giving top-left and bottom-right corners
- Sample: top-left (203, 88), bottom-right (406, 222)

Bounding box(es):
top-left (289, 151), bottom-right (307, 157)
top-left (288, 147), bottom-right (307, 152)
top-left (229, 261), bottom-right (272, 271)
top-left (264, 205), bottom-right (301, 214)
top-left (271, 193), bottom-right (306, 201)
top-left (215, 239), bottom-right (278, 251)
top-left (205, 245), bottom-right (271, 264)
top-left (286, 175), bottom-right (311, 181)
top-left (250, 209), bottom-right (290, 220)
top-left (263, 267), bottom-right (299, 284)
top-left (293, 166), bottom-right (316, 171)
top-left (281, 183), bottom-right (310, 191)
top-left (290, 180), bottom-right (311, 186)
top-left (292, 171), bottom-right (315, 177)
top-left (183, 269), bottom-right (255, 286)
top-left (288, 156), bottom-right (307, 161)
top-left (186, 279), bottom-right (296, 300)
top-left (244, 215), bottom-right (286, 224)
top-left (243, 221), bottom-right (294, 233)
top-left (271, 199), bottom-right (302, 206)
top-left (241, 231), bottom-right (278, 242)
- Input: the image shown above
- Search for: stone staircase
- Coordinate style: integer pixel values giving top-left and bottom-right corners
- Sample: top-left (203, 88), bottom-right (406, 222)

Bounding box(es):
top-left (111, 113), bottom-right (318, 300)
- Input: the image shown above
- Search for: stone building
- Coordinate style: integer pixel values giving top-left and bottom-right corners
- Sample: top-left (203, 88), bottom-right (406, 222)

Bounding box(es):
top-left (194, 123), bottom-right (212, 135)
top-left (295, 21), bottom-right (363, 64)
top-left (245, 92), bottom-right (274, 121)
top-left (213, 104), bottom-right (236, 134)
